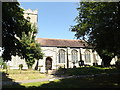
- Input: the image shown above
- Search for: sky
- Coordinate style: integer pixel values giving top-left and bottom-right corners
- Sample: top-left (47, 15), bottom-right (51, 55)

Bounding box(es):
top-left (20, 2), bottom-right (79, 39)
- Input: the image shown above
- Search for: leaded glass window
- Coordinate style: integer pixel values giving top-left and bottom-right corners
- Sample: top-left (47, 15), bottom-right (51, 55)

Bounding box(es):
top-left (84, 50), bottom-right (91, 63)
top-left (71, 50), bottom-right (78, 63)
top-left (58, 49), bottom-right (65, 63)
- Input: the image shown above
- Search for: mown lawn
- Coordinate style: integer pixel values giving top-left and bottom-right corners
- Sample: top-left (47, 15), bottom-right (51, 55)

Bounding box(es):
top-left (2, 69), bottom-right (46, 81)
top-left (55, 66), bottom-right (120, 76)
top-left (3, 73), bottom-right (120, 88)
top-left (36, 74), bottom-right (120, 88)
top-left (2, 66), bottom-right (120, 88)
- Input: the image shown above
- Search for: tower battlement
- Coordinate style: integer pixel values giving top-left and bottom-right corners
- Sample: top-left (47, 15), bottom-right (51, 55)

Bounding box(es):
top-left (23, 9), bottom-right (38, 24)
top-left (23, 9), bottom-right (38, 15)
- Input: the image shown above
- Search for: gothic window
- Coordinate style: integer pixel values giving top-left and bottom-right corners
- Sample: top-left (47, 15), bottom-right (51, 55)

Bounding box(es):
top-left (84, 50), bottom-right (91, 63)
top-left (58, 49), bottom-right (65, 63)
top-left (95, 54), bottom-right (99, 60)
top-left (71, 50), bottom-right (78, 63)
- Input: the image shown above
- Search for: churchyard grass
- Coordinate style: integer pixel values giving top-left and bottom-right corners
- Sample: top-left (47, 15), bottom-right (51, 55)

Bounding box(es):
top-left (2, 69), bottom-right (46, 81)
top-left (3, 74), bottom-right (120, 88)
top-left (55, 66), bottom-right (120, 76)
top-left (36, 74), bottom-right (120, 88)
top-left (21, 80), bottom-right (60, 87)
top-left (2, 66), bottom-right (120, 88)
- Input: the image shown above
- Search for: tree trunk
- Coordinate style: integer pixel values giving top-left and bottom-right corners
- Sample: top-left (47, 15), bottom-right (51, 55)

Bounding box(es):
top-left (35, 60), bottom-right (39, 70)
top-left (101, 56), bottom-right (112, 67)
top-left (28, 64), bottom-right (32, 70)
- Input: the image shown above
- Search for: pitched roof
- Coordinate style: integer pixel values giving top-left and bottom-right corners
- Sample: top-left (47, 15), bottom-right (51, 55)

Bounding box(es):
top-left (36, 38), bottom-right (86, 47)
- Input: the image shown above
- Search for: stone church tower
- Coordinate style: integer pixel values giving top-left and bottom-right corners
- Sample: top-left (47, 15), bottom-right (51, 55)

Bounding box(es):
top-left (23, 9), bottom-right (38, 25)
top-left (6, 9), bottom-right (39, 69)
top-left (23, 9), bottom-right (38, 39)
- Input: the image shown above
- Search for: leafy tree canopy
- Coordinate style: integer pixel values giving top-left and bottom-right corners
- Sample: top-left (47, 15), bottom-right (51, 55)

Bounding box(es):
top-left (71, 2), bottom-right (120, 67)
top-left (2, 2), bottom-right (30, 61)
top-left (2, 2), bottom-right (43, 68)
top-left (20, 24), bottom-right (43, 69)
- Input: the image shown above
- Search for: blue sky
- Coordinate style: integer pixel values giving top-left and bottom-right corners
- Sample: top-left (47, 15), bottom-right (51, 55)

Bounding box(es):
top-left (20, 2), bottom-right (78, 39)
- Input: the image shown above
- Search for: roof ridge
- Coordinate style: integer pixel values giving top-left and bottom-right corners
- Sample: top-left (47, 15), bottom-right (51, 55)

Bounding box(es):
top-left (37, 38), bottom-right (84, 42)
top-left (36, 38), bottom-right (86, 47)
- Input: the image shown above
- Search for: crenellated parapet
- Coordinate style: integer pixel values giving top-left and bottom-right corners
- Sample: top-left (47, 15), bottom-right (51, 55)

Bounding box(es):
top-left (23, 9), bottom-right (38, 15)
top-left (23, 9), bottom-right (38, 24)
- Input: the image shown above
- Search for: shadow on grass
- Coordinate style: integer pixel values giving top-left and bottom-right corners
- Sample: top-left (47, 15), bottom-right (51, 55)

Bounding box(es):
top-left (2, 72), bottom-right (25, 89)
top-left (23, 73), bottom-right (120, 89)
top-left (54, 66), bottom-right (120, 76)
top-left (2, 67), bottom-right (120, 89)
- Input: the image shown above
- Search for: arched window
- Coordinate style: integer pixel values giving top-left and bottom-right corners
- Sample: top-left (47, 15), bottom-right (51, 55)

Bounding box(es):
top-left (84, 50), bottom-right (91, 63)
top-left (71, 50), bottom-right (78, 63)
top-left (58, 49), bottom-right (65, 63)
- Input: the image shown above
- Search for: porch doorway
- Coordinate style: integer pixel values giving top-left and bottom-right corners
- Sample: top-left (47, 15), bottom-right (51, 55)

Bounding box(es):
top-left (45, 57), bottom-right (52, 70)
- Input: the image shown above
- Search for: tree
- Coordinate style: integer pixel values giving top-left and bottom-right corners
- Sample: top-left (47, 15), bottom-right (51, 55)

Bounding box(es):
top-left (20, 25), bottom-right (43, 69)
top-left (2, 2), bottom-right (43, 69)
top-left (0, 56), bottom-right (3, 66)
top-left (2, 2), bottom-right (31, 61)
top-left (71, 2), bottom-right (120, 67)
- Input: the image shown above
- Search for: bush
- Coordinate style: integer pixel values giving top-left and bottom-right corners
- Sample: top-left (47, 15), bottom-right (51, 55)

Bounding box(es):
top-left (0, 57), bottom-right (8, 69)
top-left (115, 60), bottom-right (120, 69)
top-left (58, 66), bottom-right (63, 70)
top-left (19, 64), bottom-right (23, 70)
top-left (0, 57), bottom-right (3, 65)
top-left (2, 62), bottom-right (8, 69)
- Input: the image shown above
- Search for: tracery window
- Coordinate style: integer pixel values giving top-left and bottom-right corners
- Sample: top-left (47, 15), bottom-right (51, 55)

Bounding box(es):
top-left (58, 49), bottom-right (65, 63)
top-left (84, 50), bottom-right (91, 63)
top-left (71, 50), bottom-right (78, 63)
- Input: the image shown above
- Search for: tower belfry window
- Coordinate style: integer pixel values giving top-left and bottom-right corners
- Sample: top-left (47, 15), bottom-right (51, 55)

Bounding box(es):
top-left (26, 16), bottom-right (30, 22)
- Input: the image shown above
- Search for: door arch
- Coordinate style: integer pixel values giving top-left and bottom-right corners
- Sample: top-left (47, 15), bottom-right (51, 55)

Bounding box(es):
top-left (45, 57), bottom-right (52, 70)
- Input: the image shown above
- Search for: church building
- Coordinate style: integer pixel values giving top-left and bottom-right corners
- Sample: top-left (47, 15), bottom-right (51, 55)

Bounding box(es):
top-left (6, 9), bottom-right (117, 73)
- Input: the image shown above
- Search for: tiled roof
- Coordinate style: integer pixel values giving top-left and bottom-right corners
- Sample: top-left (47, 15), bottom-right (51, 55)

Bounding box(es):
top-left (36, 38), bottom-right (86, 47)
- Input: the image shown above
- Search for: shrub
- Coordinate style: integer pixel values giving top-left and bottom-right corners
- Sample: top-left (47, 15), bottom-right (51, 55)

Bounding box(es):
top-left (19, 64), bottom-right (23, 70)
top-left (57, 66), bottom-right (64, 71)
top-left (2, 62), bottom-right (7, 69)
top-left (115, 59), bottom-right (120, 69)
top-left (0, 57), bottom-right (3, 65)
